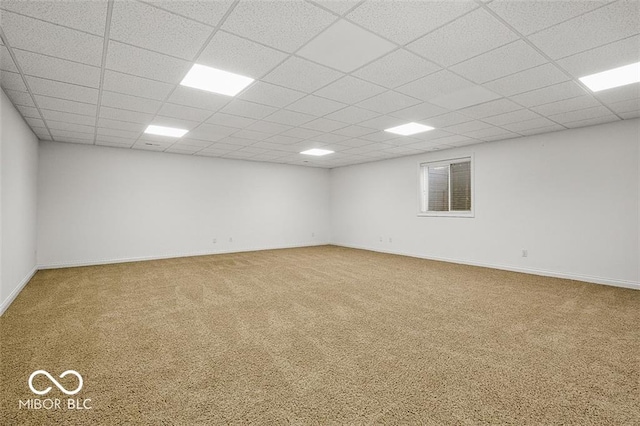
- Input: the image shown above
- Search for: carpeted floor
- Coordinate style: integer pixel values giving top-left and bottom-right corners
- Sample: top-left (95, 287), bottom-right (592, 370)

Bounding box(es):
top-left (1, 245), bottom-right (638, 425)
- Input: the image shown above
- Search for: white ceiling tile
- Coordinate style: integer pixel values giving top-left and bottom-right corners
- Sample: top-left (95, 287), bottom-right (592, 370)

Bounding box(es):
top-left (196, 30), bottom-right (287, 79)
top-left (352, 49), bottom-right (440, 89)
top-left (95, 134), bottom-right (136, 145)
top-left (110, 0), bottom-right (213, 60)
top-left (608, 98), bottom-right (640, 114)
top-left (99, 106), bottom-right (153, 124)
top-left (0, 0), bottom-right (108, 35)
top-left (41, 109), bottom-right (96, 126)
top-left (502, 117), bottom-right (560, 132)
top-left (458, 98), bottom-right (521, 119)
top-left (300, 117), bottom-right (348, 132)
top-left (483, 109), bottom-right (542, 126)
top-left (444, 120), bottom-right (493, 134)
top-left (51, 128), bottom-right (94, 139)
top-left (400, 129), bottom-right (452, 141)
top-left (56, 137), bottom-right (95, 145)
top-left (211, 139), bottom-right (254, 149)
top-left (517, 124), bottom-right (566, 136)
top-left (549, 106), bottom-right (615, 124)
top-left (96, 140), bottom-right (134, 148)
top-left (157, 103), bottom-right (212, 122)
top-left (175, 138), bottom-right (214, 148)
top-left (388, 102), bottom-right (448, 121)
top-left (0, 46), bottom-right (18, 72)
top-left (431, 134), bottom-right (478, 146)
top-left (510, 81), bottom-right (589, 108)
top-left (1, 11), bottom-right (103, 66)
top-left (206, 113), bottom-right (256, 129)
top-left (484, 63), bottom-right (569, 97)
top-left (528, 1), bottom-right (639, 60)
top-left (231, 129), bottom-right (271, 141)
top-left (97, 117), bottom-right (144, 132)
top-left (132, 142), bottom-right (167, 151)
top-left (595, 84), bottom-right (640, 105)
top-left (332, 125), bottom-right (376, 138)
top-left (396, 69), bottom-right (474, 102)
top-left (165, 146), bottom-right (198, 155)
top-left (264, 134), bottom-right (303, 145)
top-left (97, 127), bottom-right (139, 139)
top-left (101, 91), bottom-right (161, 114)
top-left (532, 95), bottom-right (601, 116)
top-left (13, 49), bottom-right (101, 87)
top-left (16, 105), bottom-right (41, 119)
top-left (222, 0), bottom-right (336, 52)
top-left (356, 91), bottom-right (421, 114)
top-left (556, 34), bottom-right (640, 79)
top-left (314, 76), bottom-right (386, 104)
top-left (564, 115), bottom-right (621, 128)
top-left (264, 109), bottom-right (316, 126)
top-left (358, 115), bottom-right (405, 131)
top-left (46, 120), bottom-right (96, 134)
top-left (0, 70), bottom-right (27, 92)
top-left (285, 95), bottom-right (346, 116)
top-left (422, 112), bottom-right (472, 128)
top-left (220, 99), bottom-right (278, 119)
top-left (25, 117), bottom-right (45, 128)
top-left (246, 120), bottom-right (291, 134)
top-left (407, 8), bottom-right (517, 67)
top-left (347, 0), bottom-right (477, 44)
top-left (167, 86), bottom-right (230, 111)
top-left (102, 70), bottom-right (174, 101)
top-left (324, 105), bottom-right (379, 124)
top-left (106, 41), bottom-right (191, 84)
top-left (430, 85), bottom-right (501, 110)
top-left (463, 127), bottom-right (517, 140)
top-left (32, 127), bottom-right (53, 140)
top-left (312, 0), bottom-right (360, 15)
top-left (309, 132), bottom-right (350, 143)
top-left (35, 95), bottom-right (96, 116)
top-left (145, 0), bottom-right (234, 27)
top-left (263, 56), bottom-right (343, 92)
top-left (488, 0), bottom-right (611, 36)
top-left (297, 19), bottom-right (395, 72)
top-left (281, 127), bottom-right (323, 139)
top-left (451, 40), bottom-right (547, 84)
top-left (239, 81), bottom-right (305, 108)
top-left (25, 76), bottom-right (98, 104)
top-left (620, 110), bottom-right (640, 119)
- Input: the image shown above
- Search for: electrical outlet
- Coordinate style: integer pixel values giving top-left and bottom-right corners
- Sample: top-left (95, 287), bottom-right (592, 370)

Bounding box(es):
top-left (522, 249), bottom-right (528, 257)
top-left (229, 237), bottom-right (233, 243)
top-left (389, 237), bottom-right (392, 243)
top-left (379, 237), bottom-right (383, 242)
top-left (212, 238), bottom-right (217, 244)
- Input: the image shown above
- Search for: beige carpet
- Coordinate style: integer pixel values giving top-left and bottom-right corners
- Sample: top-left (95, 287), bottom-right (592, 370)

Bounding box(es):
top-left (1, 246), bottom-right (638, 425)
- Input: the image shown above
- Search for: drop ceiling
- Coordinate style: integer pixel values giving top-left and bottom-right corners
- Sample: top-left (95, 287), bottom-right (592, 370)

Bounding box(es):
top-left (0, 0), bottom-right (638, 168)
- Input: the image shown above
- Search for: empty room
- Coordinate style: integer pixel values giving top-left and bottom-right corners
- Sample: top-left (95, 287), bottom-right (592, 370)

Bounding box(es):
top-left (1, 0), bottom-right (639, 424)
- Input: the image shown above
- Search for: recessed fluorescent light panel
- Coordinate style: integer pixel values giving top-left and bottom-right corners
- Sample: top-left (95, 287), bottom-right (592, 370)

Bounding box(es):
top-left (144, 125), bottom-right (188, 138)
top-left (385, 122), bottom-right (434, 136)
top-left (300, 149), bottom-right (334, 156)
top-left (579, 62), bottom-right (640, 92)
top-left (180, 64), bottom-right (254, 96)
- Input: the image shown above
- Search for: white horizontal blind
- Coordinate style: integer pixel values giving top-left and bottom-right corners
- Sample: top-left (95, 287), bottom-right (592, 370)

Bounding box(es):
top-left (427, 165), bottom-right (449, 211)
top-left (450, 161), bottom-right (471, 211)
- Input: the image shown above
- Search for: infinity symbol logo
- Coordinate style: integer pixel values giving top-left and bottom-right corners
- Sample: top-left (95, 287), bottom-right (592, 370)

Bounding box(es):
top-left (28, 370), bottom-right (83, 396)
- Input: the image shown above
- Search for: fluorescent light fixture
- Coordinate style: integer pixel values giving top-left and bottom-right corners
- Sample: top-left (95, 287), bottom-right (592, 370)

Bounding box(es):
top-left (300, 148), bottom-right (334, 156)
top-left (579, 62), bottom-right (640, 92)
top-left (144, 125), bottom-right (188, 138)
top-left (384, 122), bottom-right (434, 136)
top-left (180, 64), bottom-right (254, 96)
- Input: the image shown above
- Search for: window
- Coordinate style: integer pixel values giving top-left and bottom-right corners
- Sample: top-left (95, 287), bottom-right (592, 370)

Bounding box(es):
top-left (419, 156), bottom-right (473, 217)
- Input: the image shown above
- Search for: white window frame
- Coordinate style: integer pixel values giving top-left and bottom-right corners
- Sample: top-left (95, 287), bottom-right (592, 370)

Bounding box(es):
top-left (418, 155), bottom-right (474, 218)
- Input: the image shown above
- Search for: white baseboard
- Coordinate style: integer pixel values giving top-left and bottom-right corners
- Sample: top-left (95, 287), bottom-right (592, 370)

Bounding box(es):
top-left (0, 265), bottom-right (38, 316)
top-left (332, 243), bottom-right (640, 291)
top-left (38, 242), bottom-right (330, 270)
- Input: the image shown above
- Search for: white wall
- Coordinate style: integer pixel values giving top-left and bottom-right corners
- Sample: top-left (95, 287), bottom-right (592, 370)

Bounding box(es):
top-left (331, 119), bottom-right (640, 289)
top-left (0, 89), bottom-right (39, 314)
top-left (38, 142), bottom-right (331, 267)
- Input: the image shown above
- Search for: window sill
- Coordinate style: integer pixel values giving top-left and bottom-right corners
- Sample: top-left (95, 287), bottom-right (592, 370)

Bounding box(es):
top-left (417, 211), bottom-right (474, 218)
